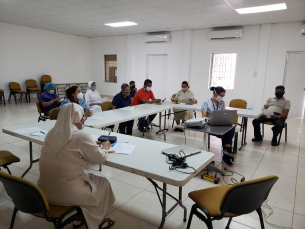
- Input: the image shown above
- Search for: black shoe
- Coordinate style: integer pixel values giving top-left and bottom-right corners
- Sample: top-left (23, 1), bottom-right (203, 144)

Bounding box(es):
top-left (271, 136), bottom-right (278, 146)
top-left (223, 147), bottom-right (235, 158)
top-left (222, 155), bottom-right (233, 167)
top-left (174, 128), bottom-right (184, 132)
top-left (252, 136), bottom-right (263, 142)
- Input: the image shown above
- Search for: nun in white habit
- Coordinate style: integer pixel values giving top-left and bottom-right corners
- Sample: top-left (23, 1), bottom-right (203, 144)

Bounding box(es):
top-left (85, 81), bottom-right (104, 113)
top-left (37, 103), bottom-right (116, 229)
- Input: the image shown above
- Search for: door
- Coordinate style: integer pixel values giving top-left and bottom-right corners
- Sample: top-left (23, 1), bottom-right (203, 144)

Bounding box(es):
top-left (283, 52), bottom-right (305, 117)
top-left (146, 54), bottom-right (167, 99)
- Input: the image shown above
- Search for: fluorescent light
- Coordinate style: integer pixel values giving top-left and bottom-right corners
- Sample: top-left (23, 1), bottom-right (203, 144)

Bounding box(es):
top-left (235, 3), bottom-right (287, 14)
top-left (105, 21), bottom-right (137, 27)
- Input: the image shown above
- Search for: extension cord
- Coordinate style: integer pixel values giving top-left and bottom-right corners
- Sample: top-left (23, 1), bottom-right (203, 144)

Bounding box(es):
top-left (201, 174), bottom-right (220, 184)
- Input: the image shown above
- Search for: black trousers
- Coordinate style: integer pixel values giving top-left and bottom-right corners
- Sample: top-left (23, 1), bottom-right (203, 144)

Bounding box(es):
top-left (252, 114), bottom-right (285, 138)
top-left (118, 120), bottom-right (134, 135)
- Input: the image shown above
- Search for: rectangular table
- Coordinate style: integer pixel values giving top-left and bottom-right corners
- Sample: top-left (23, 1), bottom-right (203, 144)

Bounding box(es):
top-left (2, 121), bottom-right (214, 229)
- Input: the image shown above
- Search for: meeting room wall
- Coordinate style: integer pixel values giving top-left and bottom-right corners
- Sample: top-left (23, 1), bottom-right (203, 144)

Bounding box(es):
top-left (0, 22), bottom-right (91, 99)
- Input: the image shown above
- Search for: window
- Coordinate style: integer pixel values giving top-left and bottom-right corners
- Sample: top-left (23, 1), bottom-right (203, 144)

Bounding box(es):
top-left (105, 55), bottom-right (117, 83)
top-left (209, 53), bottom-right (237, 90)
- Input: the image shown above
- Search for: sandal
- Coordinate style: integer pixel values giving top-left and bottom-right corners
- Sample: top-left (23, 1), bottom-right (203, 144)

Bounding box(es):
top-left (73, 217), bottom-right (86, 228)
top-left (99, 218), bottom-right (115, 229)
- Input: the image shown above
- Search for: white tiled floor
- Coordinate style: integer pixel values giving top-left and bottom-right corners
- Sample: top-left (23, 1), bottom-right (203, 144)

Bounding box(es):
top-left (0, 101), bottom-right (304, 229)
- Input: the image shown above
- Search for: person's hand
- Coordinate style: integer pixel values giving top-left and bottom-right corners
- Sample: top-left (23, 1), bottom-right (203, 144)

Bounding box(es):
top-left (135, 88), bottom-right (137, 91)
top-left (155, 99), bottom-right (161, 103)
top-left (96, 141), bottom-right (102, 147)
top-left (54, 97), bottom-right (61, 102)
top-left (261, 114), bottom-right (267, 118)
top-left (85, 110), bottom-right (93, 116)
top-left (188, 98), bottom-right (194, 104)
top-left (102, 141), bottom-right (111, 150)
top-left (270, 115), bottom-right (278, 119)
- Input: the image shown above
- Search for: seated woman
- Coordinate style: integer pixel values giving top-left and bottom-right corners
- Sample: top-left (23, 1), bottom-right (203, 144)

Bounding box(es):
top-left (201, 86), bottom-right (235, 167)
top-left (38, 103), bottom-right (116, 229)
top-left (39, 82), bottom-right (61, 116)
top-left (111, 83), bottom-right (134, 135)
top-left (85, 81), bottom-right (104, 113)
top-left (171, 81), bottom-right (195, 132)
top-left (61, 86), bottom-right (93, 116)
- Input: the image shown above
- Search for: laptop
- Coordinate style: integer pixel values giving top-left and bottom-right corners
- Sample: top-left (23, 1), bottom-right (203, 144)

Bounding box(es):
top-left (162, 145), bottom-right (201, 157)
top-left (209, 110), bottom-right (237, 126)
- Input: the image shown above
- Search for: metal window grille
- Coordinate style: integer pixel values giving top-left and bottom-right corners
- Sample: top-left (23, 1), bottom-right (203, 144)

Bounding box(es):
top-left (105, 55), bottom-right (117, 83)
top-left (209, 53), bottom-right (237, 89)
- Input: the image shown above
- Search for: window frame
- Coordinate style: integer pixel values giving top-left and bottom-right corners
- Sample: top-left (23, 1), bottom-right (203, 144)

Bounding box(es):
top-left (104, 54), bottom-right (117, 83)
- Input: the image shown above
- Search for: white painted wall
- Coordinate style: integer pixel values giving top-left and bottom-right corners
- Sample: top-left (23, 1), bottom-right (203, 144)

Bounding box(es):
top-left (90, 22), bottom-right (305, 114)
top-left (0, 22), bottom-right (91, 99)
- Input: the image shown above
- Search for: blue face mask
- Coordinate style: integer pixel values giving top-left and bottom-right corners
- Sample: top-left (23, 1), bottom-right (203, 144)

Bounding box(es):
top-left (49, 90), bottom-right (54, 94)
top-left (92, 86), bottom-right (97, 91)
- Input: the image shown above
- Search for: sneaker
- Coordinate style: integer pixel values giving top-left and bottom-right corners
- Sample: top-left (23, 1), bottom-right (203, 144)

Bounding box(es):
top-left (252, 136), bottom-right (263, 142)
top-left (222, 155), bottom-right (233, 167)
top-left (223, 147), bottom-right (235, 158)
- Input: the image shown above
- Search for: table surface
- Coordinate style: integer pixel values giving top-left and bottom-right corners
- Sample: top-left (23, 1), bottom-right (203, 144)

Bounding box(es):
top-left (225, 107), bottom-right (261, 118)
top-left (185, 124), bottom-right (234, 135)
top-left (2, 121), bottom-right (214, 187)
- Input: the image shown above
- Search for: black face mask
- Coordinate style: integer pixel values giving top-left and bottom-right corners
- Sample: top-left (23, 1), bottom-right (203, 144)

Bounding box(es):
top-left (275, 92), bottom-right (284, 98)
top-left (131, 85), bottom-right (135, 90)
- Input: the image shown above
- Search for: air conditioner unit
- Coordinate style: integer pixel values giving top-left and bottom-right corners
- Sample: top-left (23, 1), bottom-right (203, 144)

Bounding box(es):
top-left (145, 33), bottom-right (171, 43)
top-left (209, 29), bottom-right (244, 40)
top-left (302, 25), bottom-right (305, 36)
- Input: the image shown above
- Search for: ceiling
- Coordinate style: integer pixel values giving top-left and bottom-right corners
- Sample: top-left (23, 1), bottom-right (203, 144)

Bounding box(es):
top-left (0, 0), bottom-right (304, 37)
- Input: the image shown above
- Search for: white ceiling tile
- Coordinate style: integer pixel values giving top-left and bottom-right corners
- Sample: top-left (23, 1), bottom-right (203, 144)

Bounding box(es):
top-left (197, 0), bottom-right (228, 7)
top-left (37, 0), bottom-right (70, 7)
top-left (141, 0), bottom-right (173, 6)
top-left (206, 4), bottom-right (233, 12)
top-left (169, 0), bottom-right (195, 3)
top-left (62, 0), bottom-right (87, 3)
top-left (176, 1), bottom-right (203, 9)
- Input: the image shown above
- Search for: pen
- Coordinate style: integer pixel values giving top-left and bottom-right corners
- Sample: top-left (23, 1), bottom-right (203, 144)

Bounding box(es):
top-left (106, 131), bottom-right (111, 141)
top-left (40, 131), bottom-right (45, 134)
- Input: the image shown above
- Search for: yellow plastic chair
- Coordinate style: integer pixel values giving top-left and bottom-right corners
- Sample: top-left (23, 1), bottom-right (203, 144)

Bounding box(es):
top-left (49, 107), bottom-right (60, 120)
top-left (229, 99), bottom-right (247, 132)
top-left (40, 75), bottom-right (52, 93)
top-left (36, 100), bottom-right (49, 122)
top-left (0, 89), bottom-right (5, 106)
top-left (262, 116), bottom-right (288, 145)
top-left (0, 151), bottom-right (20, 175)
top-left (8, 82), bottom-right (28, 104)
top-left (0, 171), bottom-right (88, 229)
top-left (26, 79), bottom-right (41, 103)
top-left (186, 175), bottom-right (278, 229)
top-left (101, 101), bottom-right (114, 131)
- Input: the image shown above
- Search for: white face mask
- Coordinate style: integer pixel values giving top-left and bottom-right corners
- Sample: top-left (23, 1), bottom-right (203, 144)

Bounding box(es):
top-left (77, 92), bottom-right (84, 100)
top-left (145, 87), bottom-right (151, 92)
top-left (215, 95), bottom-right (223, 102)
top-left (182, 87), bottom-right (188, 91)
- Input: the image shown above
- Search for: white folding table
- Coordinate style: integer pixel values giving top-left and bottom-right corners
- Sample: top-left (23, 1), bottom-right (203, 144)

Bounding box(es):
top-left (2, 121), bottom-right (214, 229)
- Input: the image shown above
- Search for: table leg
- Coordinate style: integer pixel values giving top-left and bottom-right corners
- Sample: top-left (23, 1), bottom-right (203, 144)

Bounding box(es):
top-left (21, 142), bottom-right (39, 178)
top-left (159, 183), bottom-right (167, 229)
top-left (99, 164), bottom-right (102, 171)
top-left (203, 132), bottom-right (207, 151)
top-left (156, 111), bottom-right (168, 140)
top-left (179, 187), bottom-right (187, 221)
top-left (239, 117), bottom-right (248, 151)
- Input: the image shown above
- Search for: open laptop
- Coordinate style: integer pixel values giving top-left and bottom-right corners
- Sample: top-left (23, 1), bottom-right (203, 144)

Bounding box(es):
top-left (209, 110), bottom-right (237, 126)
top-left (162, 145), bottom-right (201, 157)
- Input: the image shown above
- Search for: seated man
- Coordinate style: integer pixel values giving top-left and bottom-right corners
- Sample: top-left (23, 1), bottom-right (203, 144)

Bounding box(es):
top-left (111, 83), bottom-right (134, 135)
top-left (171, 81), bottom-right (195, 132)
top-left (39, 82), bottom-right (61, 116)
top-left (252, 85), bottom-right (290, 146)
top-left (129, 80), bottom-right (137, 98)
top-left (131, 79), bottom-right (161, 132)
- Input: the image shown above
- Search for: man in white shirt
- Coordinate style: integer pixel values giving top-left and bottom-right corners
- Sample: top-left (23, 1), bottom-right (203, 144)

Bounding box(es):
top-left (252, 85), bottom-right (291, 146)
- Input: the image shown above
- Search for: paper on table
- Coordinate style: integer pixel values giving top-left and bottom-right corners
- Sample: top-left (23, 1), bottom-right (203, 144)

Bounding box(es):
top-left (184, 94), bottom-right (194, 99)
top-left (263, 109), bottom-right (273, 118)
top-left (161, 97), bottom-right (166, 102)
top-left (87, 116), bottom-right (106, 120)
top-left (112, 142), bottom-right (135, 155)
top-left (14, 127), bottom-right (44, 134)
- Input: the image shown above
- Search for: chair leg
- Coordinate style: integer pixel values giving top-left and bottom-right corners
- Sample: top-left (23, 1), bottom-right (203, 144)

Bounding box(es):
top-left (262, 123), bottom-right (264, 137)
top-left (172, 119), bottom-right (174, 128)
top-left (285, 125), bottom-right (287, 142)
top-left (3, 95), bottom-right (5, 106)
top-left (256, 207), bottom-right (265, 229)
top-left (8, 93), bottom-right (11, 103)
top-left (28, 93), bottom-right (31, 103)
top-left (4, 166), bottom-right (12, 175)
top-left (13, 94), bottom-right (17, 105)
top-left (186, 205), bottom-right (195, 229)
top-left (225, 217), bottom-right (233, 229)
top-left (9, 207), bottom-right (18, 229)
top-left (208, 134), bottom-right (210, 149)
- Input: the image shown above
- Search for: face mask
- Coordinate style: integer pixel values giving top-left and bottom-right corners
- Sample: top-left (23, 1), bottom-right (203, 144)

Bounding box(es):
top-left (182, 87), bottom-right (188, 91)
top-left (131, 85), bottom-right (135, 90)
top-left (92, 86), bottom-right (97, 91)
top-left (145, 87), bottom-right (151, 92)
top-left (275, 92), bottom-right (284, 99)
top-left (215, 95), bottom-right (223, 102)
top-left (77, 92), bottom-right (83, 100)
top-left (49, 90), bottom-right (54, 94)
top-left (124, 92), bottom-right (130, 97)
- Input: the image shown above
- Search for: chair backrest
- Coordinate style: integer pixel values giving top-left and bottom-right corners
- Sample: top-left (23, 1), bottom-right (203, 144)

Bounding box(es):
top-left (36, 100), bottom-right (44, 114)
top-left (0, 170), bottom-right (49, 215)
top-left (229, 99), bottom-right (247, 109)
top-left (9, 82), bottom-right (21, 91)
top-left (26, 79), bottom-right (38, 88)
top-left (49, 107), bottom-right (60, 120)
top-left (0, 89), bottom-right (4, 95)
top-left (101, 101), bottom-right (112, 111)
top-left (41, 75), bottom-right (52, 84)
top-left (234, 114), bottom-right (238, 127)
top-left (220, 175), bottom-right (278, 215)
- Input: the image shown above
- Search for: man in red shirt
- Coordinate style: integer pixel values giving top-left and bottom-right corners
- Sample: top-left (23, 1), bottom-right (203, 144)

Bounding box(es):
top-left (132, 79), bottom-right (161, 132)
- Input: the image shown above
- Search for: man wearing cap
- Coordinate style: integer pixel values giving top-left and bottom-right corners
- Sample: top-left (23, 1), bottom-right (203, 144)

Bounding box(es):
top-left (39, 82), bottom-right (61, 116)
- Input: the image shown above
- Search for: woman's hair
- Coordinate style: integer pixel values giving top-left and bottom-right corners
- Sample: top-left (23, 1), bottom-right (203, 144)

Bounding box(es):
top-left (65, 86), bottom-right (78, 102)
top-left (210, 86), bottom-right (226, 94)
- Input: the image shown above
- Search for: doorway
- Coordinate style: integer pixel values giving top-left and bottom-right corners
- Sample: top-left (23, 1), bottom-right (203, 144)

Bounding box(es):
top-left (146, 54), bottom-right (167, 99)
top-left (283, 51), bottom-right (305, 118)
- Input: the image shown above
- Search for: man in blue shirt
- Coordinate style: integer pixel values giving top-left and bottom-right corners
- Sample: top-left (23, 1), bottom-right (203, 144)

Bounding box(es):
top-left (112, 83), bottom-right (134, 135)
top-left (39, 83), bottom-right (61, 116)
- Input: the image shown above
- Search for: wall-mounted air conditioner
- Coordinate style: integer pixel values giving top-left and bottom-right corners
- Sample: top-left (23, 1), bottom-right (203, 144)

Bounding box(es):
top-left (302, 25), bottom-right (305, 36)
top-left (209, 29), bottom-right (244, 40)
top-left (145, 33), bottom-right (171, 43)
